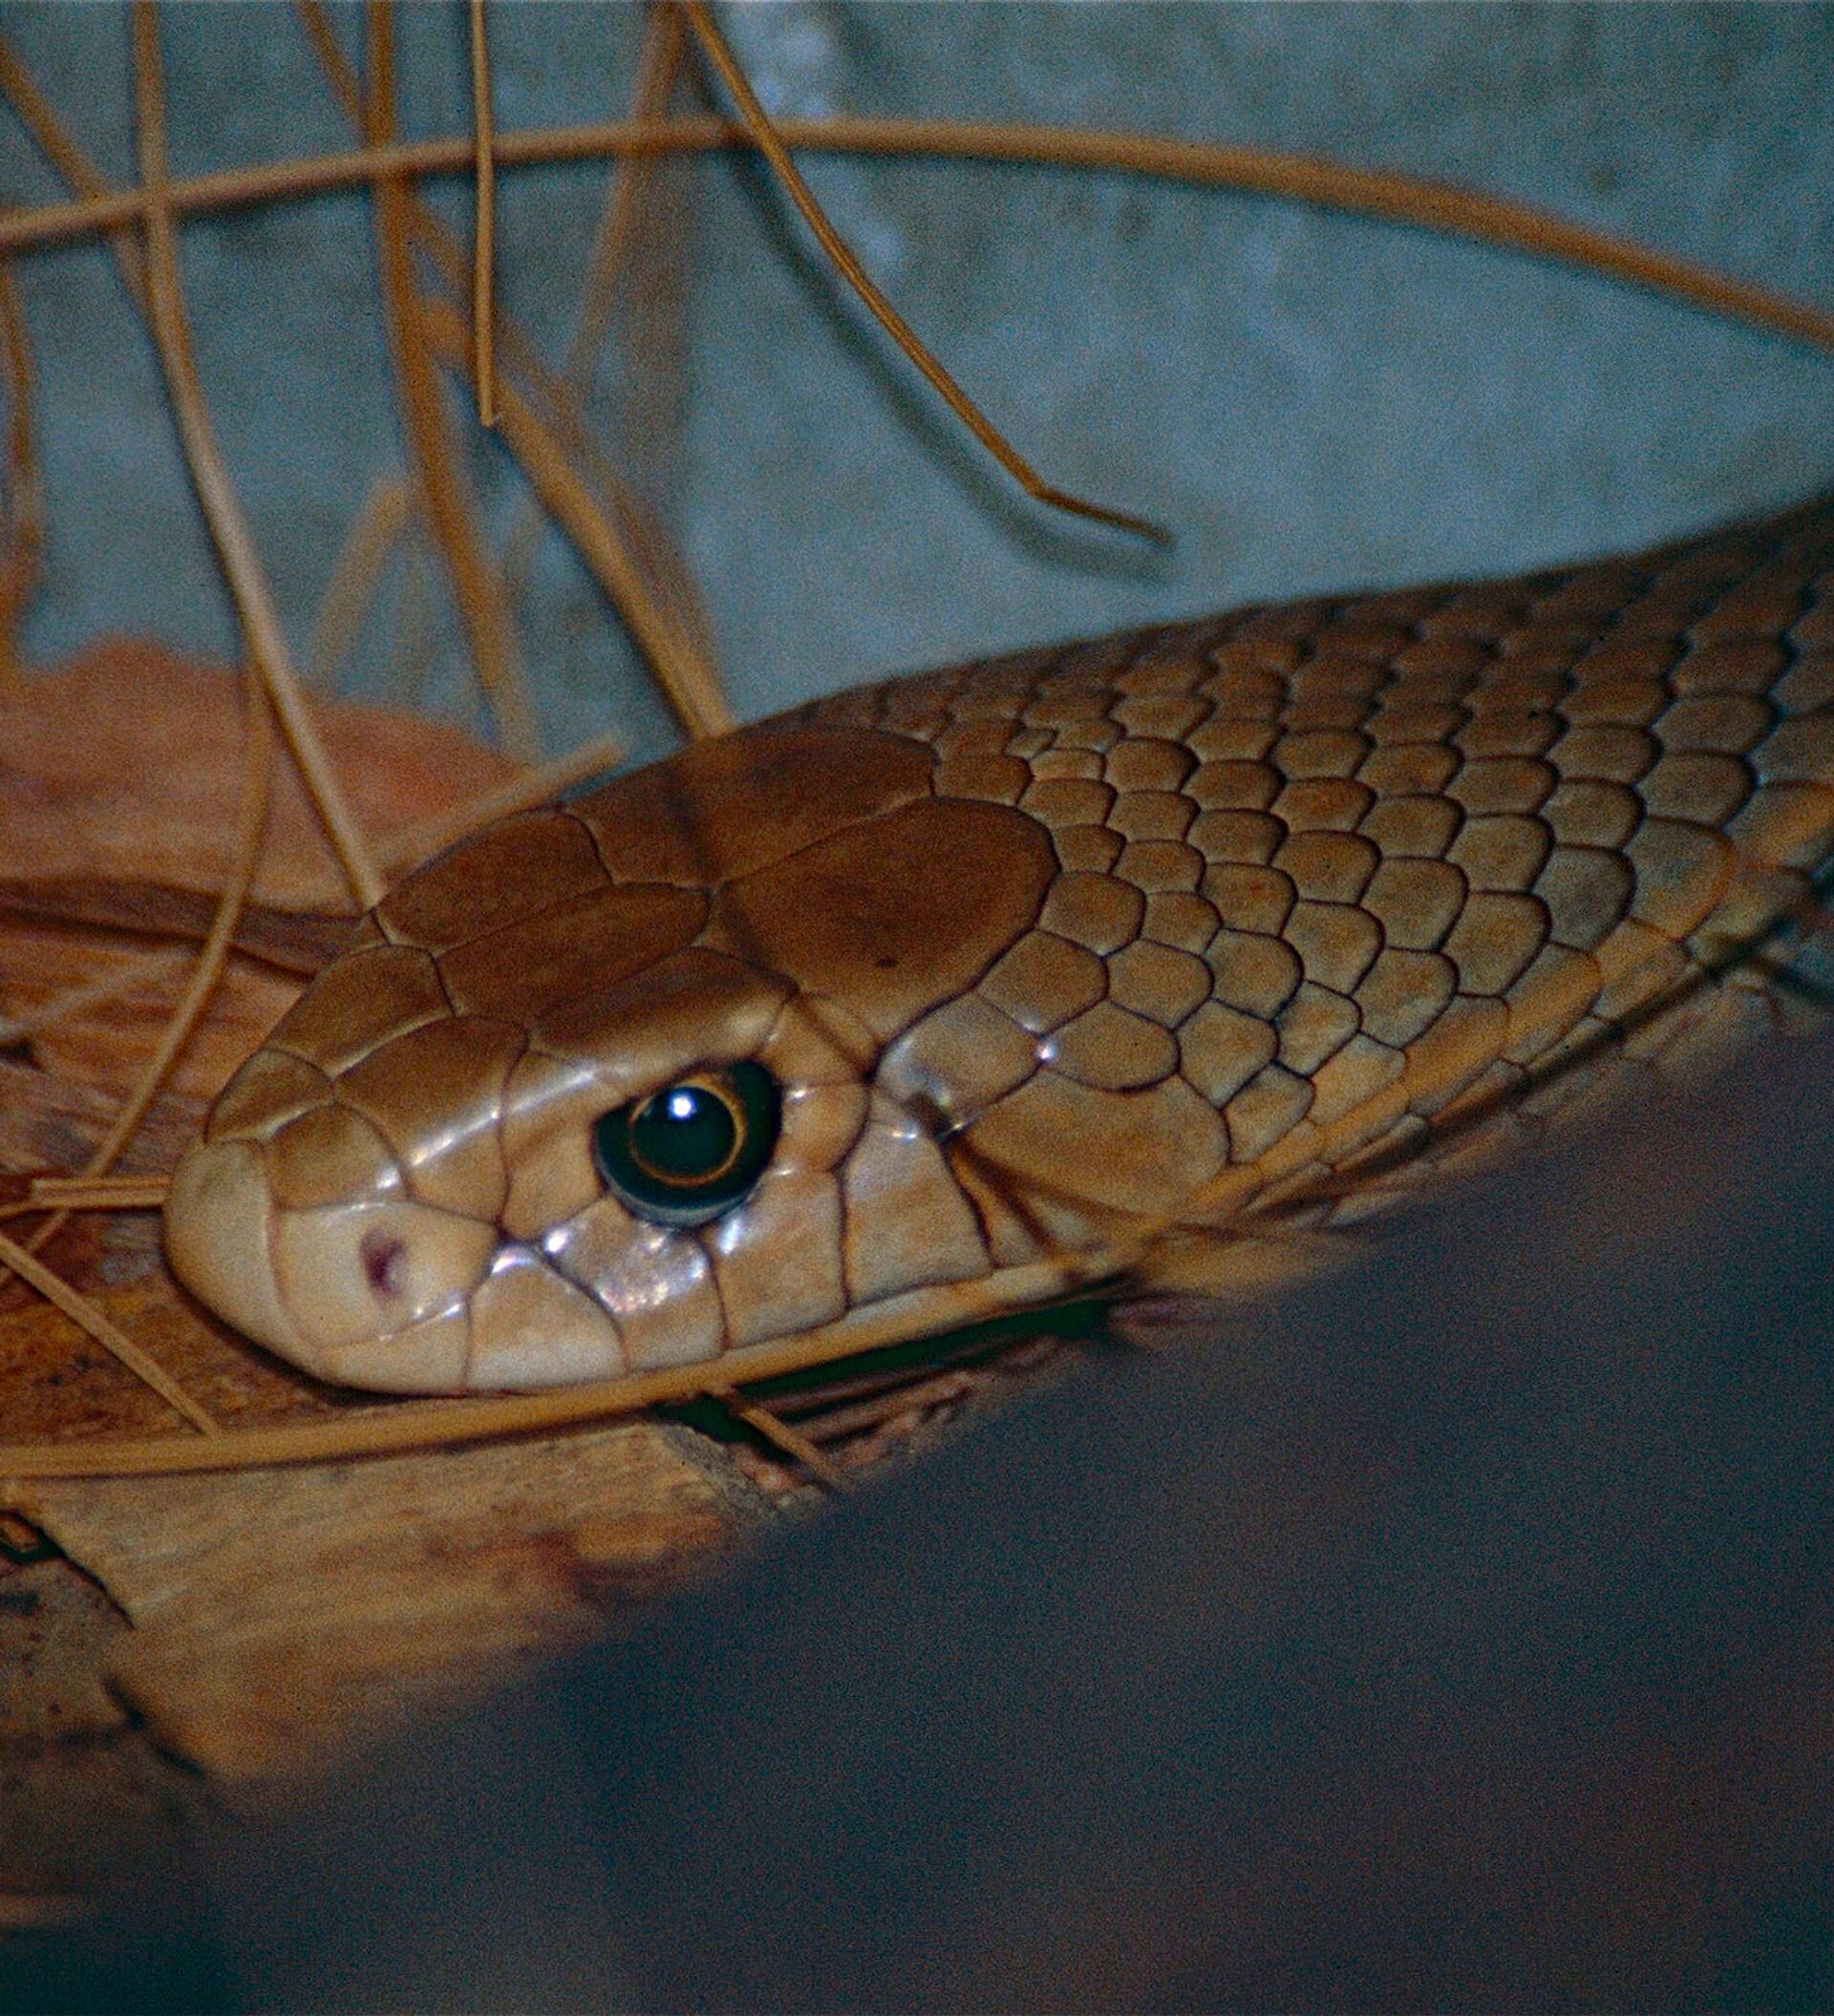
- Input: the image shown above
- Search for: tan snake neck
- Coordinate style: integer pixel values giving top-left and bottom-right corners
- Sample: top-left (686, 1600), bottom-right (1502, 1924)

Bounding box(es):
top-left (165, 497), bottom-right (1834, 1391)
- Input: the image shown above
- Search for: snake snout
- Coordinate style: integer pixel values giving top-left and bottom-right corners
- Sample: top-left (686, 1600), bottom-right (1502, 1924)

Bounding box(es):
top-left (164, 1135), bottom-right (501, 1391)
top-left (164, 1137), bottom-right (302, 1364)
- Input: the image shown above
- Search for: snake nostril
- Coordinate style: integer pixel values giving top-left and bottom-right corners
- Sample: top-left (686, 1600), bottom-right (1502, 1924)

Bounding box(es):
top-left (359, 1227), bottom-right (407, 1302)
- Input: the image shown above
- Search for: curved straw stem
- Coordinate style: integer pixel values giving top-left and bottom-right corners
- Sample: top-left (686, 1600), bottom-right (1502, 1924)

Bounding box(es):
top-left (306, 474), bottom-right (414, 687)
top-left (296, 0), bottom-right (725, 742)
top-left (0, 1225), bottom-right (218, 1437)
top-left (128, 4), bottom-right (382, 912)
top-left (0, 36), bottom-right (149, 303)
top-left (417, 295), bottom-right (733, 738)
top-left (467, 0), bottom-right (498, 428)
top-left (709, 1385), bottom-right (853, 1495)
top-left (361, 2), bottom-right (537, 761)
top-left (22, 1177), bottom-right (169, 1212)
top-left (73, 688), bottom-right (275, 1183)
top-left (0, 1256), bottom-right (1103, 1477)
top-left (680, 1), bottom-right (1163, 544)
top-left (560, 2), bottom-right (690, 397)
top-left (0, 113), bottom-right (1827, 358)
top-left (498, 4), bottom-right (714, 673)
top-left (0, 261), bottom-right (42, 687)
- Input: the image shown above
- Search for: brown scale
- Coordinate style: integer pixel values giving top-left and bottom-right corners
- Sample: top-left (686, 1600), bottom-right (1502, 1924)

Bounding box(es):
top-left (163, 499), bottom-right (1834, 1395)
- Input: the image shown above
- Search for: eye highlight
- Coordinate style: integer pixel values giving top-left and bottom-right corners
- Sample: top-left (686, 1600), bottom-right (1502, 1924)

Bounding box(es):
top-left (592, 1062), bottom-right (781, 1225)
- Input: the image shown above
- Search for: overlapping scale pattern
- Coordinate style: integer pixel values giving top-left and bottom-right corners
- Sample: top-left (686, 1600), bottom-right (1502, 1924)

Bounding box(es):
top-left (801, 498), bottom-right (1834, 1241)
top-left (175, 500), bottom-right (1834, 1390)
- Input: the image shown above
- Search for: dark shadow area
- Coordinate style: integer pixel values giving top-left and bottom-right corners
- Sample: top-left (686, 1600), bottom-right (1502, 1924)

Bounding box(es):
top-left (10, 1030), bottom-right (1834, 2012)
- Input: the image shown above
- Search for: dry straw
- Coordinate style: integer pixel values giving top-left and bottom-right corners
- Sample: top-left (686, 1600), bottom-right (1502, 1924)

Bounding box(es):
top-left (0, 4), bottom-right (1831, 1482)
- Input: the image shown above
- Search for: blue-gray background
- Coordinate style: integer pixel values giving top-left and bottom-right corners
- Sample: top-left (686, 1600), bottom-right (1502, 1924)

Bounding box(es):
top-left (4, 1), bottom-right (1833, 766)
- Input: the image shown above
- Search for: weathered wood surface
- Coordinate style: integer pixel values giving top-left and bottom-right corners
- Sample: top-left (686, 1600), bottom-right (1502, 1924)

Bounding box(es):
top-left (6, 1424), bottom-right (769, 1791)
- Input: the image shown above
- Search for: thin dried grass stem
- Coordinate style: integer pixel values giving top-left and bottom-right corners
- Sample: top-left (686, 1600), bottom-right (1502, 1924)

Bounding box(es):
top-left (0, 1257), bottom-right (1104, 1477)
top-left (77, 680), bottom-right (275, 1182)
top-left (9, 668), bottom-right (273, 1317)
top-left (505, 335), bottom-right (718, 691)
top-left (563, 0), bottom-right (688, 393)
top-left (292, 1), bottom-right (359, 126)
top-left (501, 2), bottom-right (692, 613)
top-left (709, 1385), bottom-right (853, 1495)
top-left (26, 1177), bottom-right (168, 1211)
top-left (468, 0), bottom-right (498, 427)
top-left (423, 239), bottom-right (722, 707)
top-left (681, 2), bottom-right (1163, 542)
top-left (301, 8), bottom-right (723, 739)
top-left (307, 473), bottom-right (413, 687)
top-left (0, 261), bottom-right (43, 688)
top-left (789, 1366), bottom-right (978, 1446)
top-left (311, 0), bottom-right (708, 741)
top-left (394, 530), bottom-right (440, 699)
top-left (362, 3), bottom-right (538, 763)
top-left (0, 1223), bottom-right (219, 1436)
top-left (3, 114), bottom-right (1828, 362)
top-left (0, 944), bottom-right (190, 1047)
top-left (419, 296), bottom-right (733, 737)
top-left (128, 5), bottom-right (383, 911)
top-left (0, 33), bottom-right (149, 307)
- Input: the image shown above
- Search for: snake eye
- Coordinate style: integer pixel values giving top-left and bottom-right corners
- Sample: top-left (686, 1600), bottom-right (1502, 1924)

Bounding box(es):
top-left (591, 1062), bottom-right (781, 1226)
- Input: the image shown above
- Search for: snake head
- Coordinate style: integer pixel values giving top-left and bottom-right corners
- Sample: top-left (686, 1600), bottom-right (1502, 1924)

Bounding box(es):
top-left (163, 927), bottom-right (882, 1391)
top-left (163, 721), bottom-right (1098, 1392)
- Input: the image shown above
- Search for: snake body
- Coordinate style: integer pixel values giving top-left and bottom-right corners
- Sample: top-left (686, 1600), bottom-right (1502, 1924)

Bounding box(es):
top-left (165, 499), bottom-right (1834, 1392)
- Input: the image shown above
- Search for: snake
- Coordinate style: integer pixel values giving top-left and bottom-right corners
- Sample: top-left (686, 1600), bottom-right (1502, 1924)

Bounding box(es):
top-left (162, 498), bottom-right (1834, 1393)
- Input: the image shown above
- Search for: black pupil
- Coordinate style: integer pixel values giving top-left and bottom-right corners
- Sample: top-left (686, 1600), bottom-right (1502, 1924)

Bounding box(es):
top-left (629, 1081), bottom-right (737, 1185)
top-left (592, 1061), bottom-right (781, 1224)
